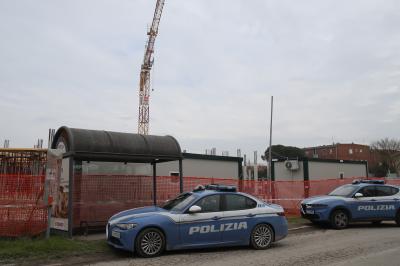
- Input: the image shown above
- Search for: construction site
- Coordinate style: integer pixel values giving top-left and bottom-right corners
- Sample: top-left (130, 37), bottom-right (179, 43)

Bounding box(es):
top-left (1, 0), bottom-right (400, 242)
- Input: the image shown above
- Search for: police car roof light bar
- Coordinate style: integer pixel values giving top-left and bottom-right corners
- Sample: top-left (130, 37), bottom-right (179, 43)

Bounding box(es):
top-left (193, 185), bottom-right (206, 192)
top-left (352, 179), bottom-right (385, 185)
top-left (205, 184), bottom-right (237, 192)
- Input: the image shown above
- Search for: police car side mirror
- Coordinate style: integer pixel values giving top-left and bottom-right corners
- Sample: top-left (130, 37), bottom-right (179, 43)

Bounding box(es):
top-left (354, 193), bottom-right (363, 198)
top-left (188, 205), bottom-right (202, 214)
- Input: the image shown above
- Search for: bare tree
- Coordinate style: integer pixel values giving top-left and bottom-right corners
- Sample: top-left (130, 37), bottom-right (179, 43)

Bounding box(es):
top-left (371, 138), bottom-right (400, 176)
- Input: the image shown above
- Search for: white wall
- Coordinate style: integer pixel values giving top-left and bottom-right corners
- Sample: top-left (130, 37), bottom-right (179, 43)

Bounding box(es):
top-left (156, 158), bottom-right (239, 179)
top-left (308, 161), bottom-right (366, 180)
top-left (81, 158), bottom-right (240, 179)
top-left (274, 161), bottom-right (304, 181)
top-left (274, 160), bottom-right (366, 180)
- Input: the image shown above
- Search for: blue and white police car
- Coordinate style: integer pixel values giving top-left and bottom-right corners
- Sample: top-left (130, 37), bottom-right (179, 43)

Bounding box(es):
top-left (301, 180), bottom-right (400, 229)
top-left (106, 184), bottom-right (288, 257)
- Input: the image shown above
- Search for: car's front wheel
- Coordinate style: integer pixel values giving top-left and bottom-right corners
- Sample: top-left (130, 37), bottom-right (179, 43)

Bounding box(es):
top-left (135, 228), bottom-right (165, 258)
top-left (395, 211), bottom-right (400, 226)
top-left (330, 209), bottom-right (349, 229)
top-left (250, 224), bottom-right (274, 249)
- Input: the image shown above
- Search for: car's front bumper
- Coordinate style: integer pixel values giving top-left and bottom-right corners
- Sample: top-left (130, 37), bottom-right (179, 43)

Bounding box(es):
top-left (106, 223), bottom-right (137, 252)
top-left (301, 212), bottom-right (321, 220)
top-left (300, 204), bottom-right (330, 222)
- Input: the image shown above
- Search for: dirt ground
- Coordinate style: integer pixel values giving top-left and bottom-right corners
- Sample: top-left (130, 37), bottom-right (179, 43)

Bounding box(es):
top-left (11, 222), bottom-right (400, 266)
top-left (91, 223), bottom-right (400, 266)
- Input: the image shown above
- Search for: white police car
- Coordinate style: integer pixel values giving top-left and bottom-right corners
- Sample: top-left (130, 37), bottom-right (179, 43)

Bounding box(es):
top-left (301, 180), bottom-right (400, 229)
top-left (107, 184), bottom-right (288, 257)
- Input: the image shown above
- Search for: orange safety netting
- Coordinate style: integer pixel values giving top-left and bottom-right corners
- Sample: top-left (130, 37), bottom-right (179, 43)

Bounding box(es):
top-left (71, 175), bottom-right (392, 225)
top-left (2, 174), bottom-right (400, 236)
top-left (0, 174), bottom-right (47, 237)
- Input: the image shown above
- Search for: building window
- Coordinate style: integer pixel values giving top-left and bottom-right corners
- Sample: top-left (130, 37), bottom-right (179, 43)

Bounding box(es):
top-left (349, 149), bottom-right (353, 154)
top-left (329, 149), bottom-right (332, 154)
top-left (360, 149), bottom-right (363, 153)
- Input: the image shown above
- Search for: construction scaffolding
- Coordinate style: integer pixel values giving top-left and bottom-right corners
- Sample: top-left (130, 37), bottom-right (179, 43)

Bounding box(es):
top-left (0, 148), bottom-right (47, 176)
top-left (0, 149), bottom-right (48, 237)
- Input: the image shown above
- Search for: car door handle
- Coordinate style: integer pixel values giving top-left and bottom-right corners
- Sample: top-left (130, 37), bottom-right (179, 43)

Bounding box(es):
top-left (393, 198), bottom-right (399, 201)
top-left (247, 213), bottom-right (256, 217)
top-left (212, 216), bottom-right (221, 220)
top-left (370, 199), bottom-right (377, 202)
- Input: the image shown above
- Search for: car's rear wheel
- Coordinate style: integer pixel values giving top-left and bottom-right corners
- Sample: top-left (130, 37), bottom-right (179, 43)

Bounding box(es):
top-left (330, 209), bottom-right (349, 229)
top-left (250, 224), bottom-right (274, 249)
top-left (135, 228), bottom-right (165, 258)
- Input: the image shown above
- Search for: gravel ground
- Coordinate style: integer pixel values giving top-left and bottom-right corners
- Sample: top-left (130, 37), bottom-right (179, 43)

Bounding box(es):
top-left (90, 223), bottom-right (400, 266)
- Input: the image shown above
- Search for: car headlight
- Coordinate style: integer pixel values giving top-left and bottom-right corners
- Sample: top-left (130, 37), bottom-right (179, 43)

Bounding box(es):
top-left (116, 223), bottom-right (138, 230)
top-left (307, 204), bottom-right (328, 208)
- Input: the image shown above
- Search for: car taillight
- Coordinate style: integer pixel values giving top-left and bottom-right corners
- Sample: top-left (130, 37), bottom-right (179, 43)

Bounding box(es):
top-left (277, 212), bottom-right (285, 216)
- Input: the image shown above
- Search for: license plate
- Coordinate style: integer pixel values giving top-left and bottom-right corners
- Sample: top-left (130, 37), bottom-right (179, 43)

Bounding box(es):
top-left (306, 209), bottom-right (315, 214)
top-left (111, 231), bottom-right (121, 239)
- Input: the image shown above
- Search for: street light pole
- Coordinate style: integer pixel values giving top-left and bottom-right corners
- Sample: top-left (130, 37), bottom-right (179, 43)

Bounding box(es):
top-left (268, 96), bottom-right (274, 199)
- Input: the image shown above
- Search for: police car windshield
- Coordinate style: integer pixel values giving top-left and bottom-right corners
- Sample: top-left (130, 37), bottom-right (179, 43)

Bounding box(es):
top-left (161, 192), bottom-right (195, 211)
top-left (328, 185), bottom-right (358, 197)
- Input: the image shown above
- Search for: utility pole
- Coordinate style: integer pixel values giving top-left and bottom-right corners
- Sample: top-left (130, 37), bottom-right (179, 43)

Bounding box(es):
top-left (268, 96), bottom-right (274, 198)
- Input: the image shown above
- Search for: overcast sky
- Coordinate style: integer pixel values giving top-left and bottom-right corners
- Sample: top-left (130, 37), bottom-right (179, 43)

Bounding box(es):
top-left (1, 0), bottom-right (399, 162)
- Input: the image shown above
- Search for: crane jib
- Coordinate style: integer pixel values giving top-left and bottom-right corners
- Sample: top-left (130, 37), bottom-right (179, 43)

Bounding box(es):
top-left (138, 0), bottom-right (165, 135)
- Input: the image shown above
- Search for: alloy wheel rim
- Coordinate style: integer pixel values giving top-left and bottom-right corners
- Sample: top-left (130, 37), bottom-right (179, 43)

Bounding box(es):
top-left (253, 225), bottom-right (272, 247)
top-left (335, 212), bottom-right (348, 228)
top-left (141, 231), bottom-right (162, 255)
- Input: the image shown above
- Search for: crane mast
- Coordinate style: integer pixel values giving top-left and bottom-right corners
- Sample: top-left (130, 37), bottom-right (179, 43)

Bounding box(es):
top-left (138, 0), bottom-right (165, 135)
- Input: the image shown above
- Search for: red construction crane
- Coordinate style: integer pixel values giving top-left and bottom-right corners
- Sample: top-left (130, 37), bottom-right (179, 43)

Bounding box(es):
top-left (137, 0), bottom-right (165, 135)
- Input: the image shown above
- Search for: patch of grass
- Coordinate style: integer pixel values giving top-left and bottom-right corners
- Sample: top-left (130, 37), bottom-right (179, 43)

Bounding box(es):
top-left (0, 236), bottom-right (108, 263)
top-left (287, 216), bottom-right (308, 224)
